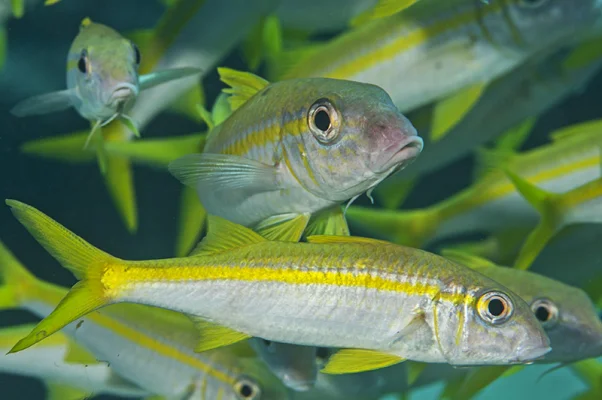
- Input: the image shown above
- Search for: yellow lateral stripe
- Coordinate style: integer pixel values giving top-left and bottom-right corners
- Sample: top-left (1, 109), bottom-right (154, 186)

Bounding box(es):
top-left (103, 264), bottom-right (473, 306)
top-left (324, 2), bottom-right (505, 79)
top-left (560, 178), bottom-right (602, 209)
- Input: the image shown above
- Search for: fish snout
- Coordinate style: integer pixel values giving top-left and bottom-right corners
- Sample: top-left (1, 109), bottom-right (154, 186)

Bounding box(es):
top-left (109, 83), bottom-right (138, 109)
top-left (281, 373), bottom-right (315, 392)
top-left (513, 330), bottom-right (551, 364)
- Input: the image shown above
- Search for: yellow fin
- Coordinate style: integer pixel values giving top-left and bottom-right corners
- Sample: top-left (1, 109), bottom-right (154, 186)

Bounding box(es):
top-left (11, 0), bottom-right (25, 18)
top-left (473, 147), bottom-right (517, 181)
top-left (350, 0), bottom-right (417, 26)
top-left (563, 35), bottom-right (602, 72)
top-left (374, 178), bottom-right (417, 210)
top-left (504, 170), bottom-right (559, 270)
top-left (549, 119), bottom-right (602, 142)
top-left (190, 317), bottom-right (251, 353)
top-left (217, 67), bottom-right (270, 112)
top-left (492, 117), bottom-right (537, 152)
top-left (305, 206), bottom-right (349, 237)
top-left (104, 134), bottom-right (203, 169)
top-left (44, 0), bottom-right (61, 5)
top-left (45, 382), bottom-right (91, 400)
top-left (255, 213), bottom-right (310, 242)
top-left (406, 361), bottom-right (428, 386)
top-left (21, 131), bottom-right (96, 163)
top-left (80, 17), bottom-right (92, 29)
top-left (189, 215), bottom-right (266, 256)
top-left (175, 186), bottom-right (207, 257)
top-left (306, 234), bottom-right (392, 246)
top-left (64, 340), bottom-right (98, 365)
top-left (5, 200), bottom-right (113, 352)
top-left (439, 249), bottom-right (497, 270)
top-left (321, 349), bottom-right (404, 374)
top-left (211, 92), bottom-right (233, 127)
top-left (0, 239), bottom-right (36, 310)
top-left (104, 151), bottom-right (137, 234)
top-left (430, 82), bottom-right (486, 143)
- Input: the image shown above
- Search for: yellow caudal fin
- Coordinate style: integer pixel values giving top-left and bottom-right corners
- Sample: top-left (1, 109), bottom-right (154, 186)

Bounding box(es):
top-left (5, 200), bottom-right (116, 353)
top-left (45, 382), bottom-right (91, 400)
top-left (0, 239), bottom-right (38, 310)
top-left (175, 186), bottom-right (207, 257)
top-left (21, 131), bottom-right (96, 164)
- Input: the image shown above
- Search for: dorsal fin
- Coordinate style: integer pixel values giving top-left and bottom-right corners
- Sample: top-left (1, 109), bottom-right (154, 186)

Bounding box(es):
top-left (217, 67), bottom-right (270, 112)
top-left (439, 249), bottom-right (496, 271)
top-left (549, 119), bottom-right (602, 142)
top-left (189, 215), bottom-right (266, 256)
top-left (306, 235), bottom-right (392, 246)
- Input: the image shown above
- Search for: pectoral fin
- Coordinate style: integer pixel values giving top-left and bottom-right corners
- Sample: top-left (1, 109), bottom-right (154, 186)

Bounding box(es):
top-left (11, 89), bottom-right (74, 117)
top-left (321, 349), bottom-right (404, 374)
top-left (255, 213), bottom-right (310, 242)
top-left (430, 83), bottom-right (486, 142)
top-left (305, 206), bottom-right (349, 237)
top-left (139, 67), bottom-right (201, 91)
top-left (189, 317), bottom-right (251, 353)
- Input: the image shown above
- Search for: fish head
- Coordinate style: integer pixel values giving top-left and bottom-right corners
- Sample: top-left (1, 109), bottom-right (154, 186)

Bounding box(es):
top-left (67, 19), bottom-right (140, 122)
top-left (504, 0), bottom-right (602, 49)
top-left (249, 339), bottom-right (317, 392)
top-left (287, 78), bottom-right (422, 202)
top-left (435, 282), bottom-right (551, 366)
top-left (233, 357), bottom-right (292, 400)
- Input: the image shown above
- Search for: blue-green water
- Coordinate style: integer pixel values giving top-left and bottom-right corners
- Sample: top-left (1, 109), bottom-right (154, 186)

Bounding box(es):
top-left (1, 1), bottom-right (601, 399)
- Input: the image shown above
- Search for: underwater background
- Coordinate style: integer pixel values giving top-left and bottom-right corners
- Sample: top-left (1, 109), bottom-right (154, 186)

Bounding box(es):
top-left (1, 0), bottom-right (602, 399)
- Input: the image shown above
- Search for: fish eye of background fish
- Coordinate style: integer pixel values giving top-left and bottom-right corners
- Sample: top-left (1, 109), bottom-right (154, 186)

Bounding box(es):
top-left (234, 376), bottom-right (262, 400)
top-left (530, 298), bottom-right (559, 327)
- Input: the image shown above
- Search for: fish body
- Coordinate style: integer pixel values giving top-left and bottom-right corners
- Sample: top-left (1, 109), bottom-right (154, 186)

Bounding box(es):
top-left (348, 121), bottom-right (602, 247)
top-left (8, 202), bottom-right (551, 369)
top-left (271, 0), bottom-right (602, 134)
top-left (170, 70), bottom-right (422, 229)
top-left (0, 240), bottom-right (288, 400)
top-left (0, 324), bottom-right (147, 399)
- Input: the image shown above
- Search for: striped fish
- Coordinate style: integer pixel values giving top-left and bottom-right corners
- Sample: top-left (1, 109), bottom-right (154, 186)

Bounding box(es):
top-left (169, 68), bottom-right (423, 233)
top-left (6, 201), bottom-right (550, 373)
top-left (0, 240), bottom-right (288, 400)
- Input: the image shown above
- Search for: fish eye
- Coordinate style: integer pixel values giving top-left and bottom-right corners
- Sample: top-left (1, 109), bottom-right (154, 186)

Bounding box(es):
top-left (530, 298), bottom-right (559, 327)
top-left (234, 377), bottom-right (261, 400)
top-left (308, 98), bottom-right (340, 145)
top-left (78, 49), bottom-right (88, 74)
top-left (518, 0), bottom-right (548, 8)
top-left (132, 43), bottom-right (141, 65)
top-left (477, 291), bottom-right (513, 325)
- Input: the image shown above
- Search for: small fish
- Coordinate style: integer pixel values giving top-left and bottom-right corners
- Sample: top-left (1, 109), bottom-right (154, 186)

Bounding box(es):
top-left (10, 18), bottom-right (200, 168)
top-left (269, 0), bottom-right (602, 141)
top-left (169, 68), bottom-right (423, 236)
top-left (347, 119), bottom-right (602, 248)
top-left (6, 200), bottom-right (550, 373)
top-left (0, 324), bottom-right (147, 399)
top-left (0, 239), bottom-right (289, 400)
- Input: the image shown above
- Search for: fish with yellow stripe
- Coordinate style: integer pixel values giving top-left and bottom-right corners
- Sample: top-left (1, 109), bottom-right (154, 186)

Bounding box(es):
top-left (168, 68), bottom-right (422, 238)
top-left (0, 324), bottom-right (148, 400)
top-left (268, 0), bottom-right (602, 140)
top-left (5, 200), bottom-right (551, 374)
top-left (10, 17), bottom-right (200, 172)
top-left (0, 239), bottom-right (289, 400)
top-left (347, 119), bottom-right (602, 248)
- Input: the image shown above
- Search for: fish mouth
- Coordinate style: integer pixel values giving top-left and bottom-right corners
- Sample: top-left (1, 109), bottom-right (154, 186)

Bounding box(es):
top-left (373, 135), bottom-right (424, 175)
top-left (281, 375), bottom-right (314, 392)
top-left (109, 83), bottom-right (138, 108)
top-left (510, 345), bottom-right (552, 364)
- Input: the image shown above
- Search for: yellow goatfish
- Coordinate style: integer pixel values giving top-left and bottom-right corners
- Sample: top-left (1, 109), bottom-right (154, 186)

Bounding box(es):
top-left (0, 324), bottom-right (147, 399)
top-left (5, 200), bottom-right (550, 374)
top-left (10, 18), bottom-right (200, 170)
top-left (0, 240), bottom-right (289, 400)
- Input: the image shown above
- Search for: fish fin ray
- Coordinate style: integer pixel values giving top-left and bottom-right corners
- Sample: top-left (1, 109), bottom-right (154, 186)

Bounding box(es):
top-left (217, 67), bottom-right (270, 111)
top-left (11, 90), bottom-right (74, 117)
top-left (189, 317), bottom-right (251, 353)
top-left (305, 206), bottom-right (349, 237)
top-left (255, 213), bottom-right (310, 242)
top-left (189, 215), bottom-right (265, 256)
top-left (321, 349), bottom-right (404, 374)
top-left (0, 239), bottom-right (37, 310)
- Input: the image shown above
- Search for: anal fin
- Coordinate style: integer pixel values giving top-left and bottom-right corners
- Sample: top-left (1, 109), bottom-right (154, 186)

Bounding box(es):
top-left (321, 348), bottom-right (404, 374)
top-left (189, 317), bottom-right (251, 353)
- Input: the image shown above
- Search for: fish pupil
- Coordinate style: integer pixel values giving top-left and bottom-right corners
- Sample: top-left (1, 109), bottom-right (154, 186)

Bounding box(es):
top-left (488, 298), bottom-right (505, 316)
top-left (535, 306), bottom-right (550, 322)
top-left (314, 109), bottom-right (331, 131)
top-left (78, 51), bottom-right (87, 74)
top-left (133, 44), bottom-right (141, 65)
top-left (239, 383), bottom-right (253, 397)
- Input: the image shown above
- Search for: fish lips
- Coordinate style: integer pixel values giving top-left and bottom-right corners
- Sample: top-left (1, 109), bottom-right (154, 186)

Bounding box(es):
top-left (108, 83), bottom-right (138, 110)
top-left (372, 135), bottom-right (424, 175)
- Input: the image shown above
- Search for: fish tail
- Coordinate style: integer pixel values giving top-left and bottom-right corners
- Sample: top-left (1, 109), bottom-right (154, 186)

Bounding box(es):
top-left (5, 200), bottom-right (117, 353)
top-left (345, 206), bottom-right (438, 248)
top-left (0, 240), bottom-right (38, 310)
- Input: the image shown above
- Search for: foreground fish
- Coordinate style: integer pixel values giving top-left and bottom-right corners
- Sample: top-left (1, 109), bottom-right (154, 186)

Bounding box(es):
top-left (6, 200), bottom-right (551, 372)
top-left (0, 324), bottom-right (147, 399)
top-left (169, 68), bottom-right (422, 236)
top-left (347, 119), bottom-right (602, 248)
top-left (10, 17), bottom-right (200, 172)
top-left (270, 0), bottom-right (602, 140)
top-left (0, 239), bottom-right (288, 399)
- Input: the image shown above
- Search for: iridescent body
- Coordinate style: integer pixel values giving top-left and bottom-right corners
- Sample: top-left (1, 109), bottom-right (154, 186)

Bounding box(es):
top-left (171, 77), bottom-right (422, 228)
top-left (274, 0), bottom-right (602, 113)
top-left (8, 202), bottom-right (550, 368)
top-left (0, 241), bottom-right (288, 400)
